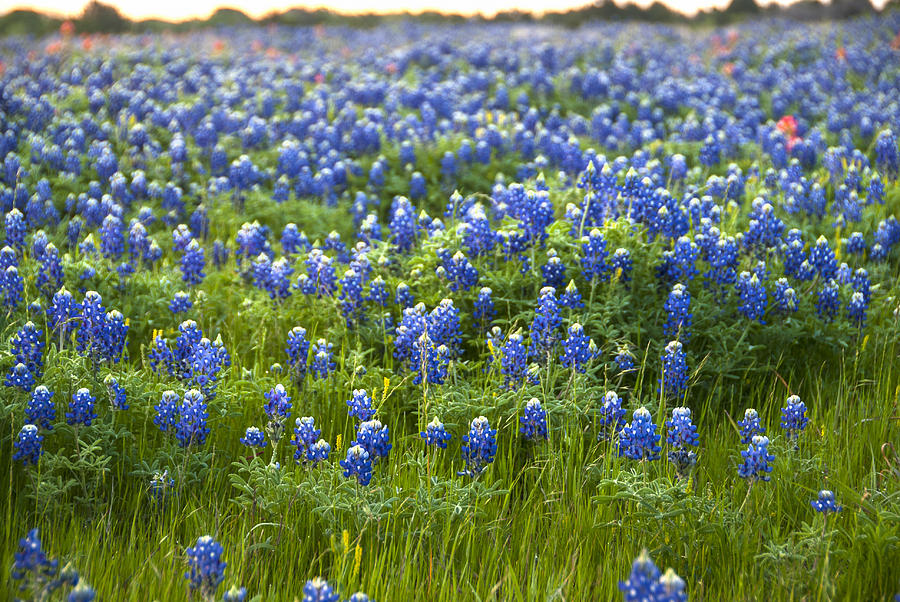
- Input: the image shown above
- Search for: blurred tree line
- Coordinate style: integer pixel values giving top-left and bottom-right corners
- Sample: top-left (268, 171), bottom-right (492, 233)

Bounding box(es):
top-left (0, 0), bottom-right (896, 37)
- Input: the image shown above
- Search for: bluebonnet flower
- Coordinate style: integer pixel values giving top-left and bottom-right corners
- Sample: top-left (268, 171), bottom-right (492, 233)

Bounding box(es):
top-left (580, 229), bottom-right (610, 283)
top-left (5, 363), bottom-right (35, 391)
top-left (867, 173), bottom-right (885, 205)
top-left (266, 258), bottom-right (294, 302)
top-left (737, 408), bottom-right (765, 444)
top-left (310, 339), bottom-right (336, 380)
top-left (173, 225), bottom-right (193, 253)
top-left (144, 240), bottom-right (162, 269)
top-left (127, 222), bottom-right (150, 265)
top-left (4, 208), bottom-right (27, 251)
top-left (541, 249), bottom-right (567, 290)
top-left (338, 268), bottom-right (365, 325)
top-left (458, 203), bottom-right (494, 256)
top-left (184, 536), bottom-right (226, 599)
top-left (773, 278), bottom-right (798, 313)
top-left (738, 435), bottom-right (775, 482)
top-left (13, 424), bottom-right (43, 466)
top-left (851, 268), bottom-right (871, 303)
top-left (656, 569), bottom-right (688, 602)
top-left (3, 265), bottom-right (23, 309)
top-left (176, 389), bottom-right (209, 448)
top-left (263, 384), bottom-right (292, 421)
top-left (347, 593), bottom-right (372, 602)
top-left (700, 134), bottom-right (721, 167)
top-left (340, 445), bottom-right (373, 486)
top-left (780, 394), bottom-right (808, 442)
top-left (26, 386), bottom-right (55, 430)
top-left (347, 389), bottom-right (376, 422)
top-left (104, 375), bottom-right (129, 411)
top-left (815, 279), bottom-right (840, 323)
top-left (598, 390), bottom-right (627, 441)
top-left (389, 196), bottom-right (418, 253)
top-left (474, 287), bottom-right (495, 329)
top-left (367, 276), bottom-right (390, 308)
top-left (285, 326), bottom-right (310, 381)
top-left (847, 291), bottom-right (868, 328)
top-left (399, 141), bottom-right (416, 166)
top-left (744, 201), bottom-right (784, 251)
top-left (65, 218), bottom-right (83, 249)
top-left (11, 528), bottom-right (59, 593)
top-left (306, 440), bottom-right (331, 466)
top-left (99, 215), bottom-right (125, 259)
top-left (529, 287), bottom-right (562, 361)
top-left (395, 282), bottom-right (415, 309)
top-left (735, 272), bottom-right (767, 323)
top-left (811, 490), bottom-right (841, 514)
top-left (224, 585), bottom-right (248, 602)
top-left (436, 249), bottom-right (479, 292)
top-left (67, 388), bottom-right (97, 427)
top-left (37, 243), bottom-right (64, 297)
top-left (666, 407), bottom-right (699, 449)
top-left (150, 321), bottom-right (230, 399)
top-left (460, 416), bottom-right (497, 477)
top-left (666, 406), bottom-right (699, 478)
top-left (154, 391), bottom-right (180, 434)
top-left (519, 398), bottom-right (549, 442)
top-left (875, 129), bottom-right (898, 179)
top-left (358, 214), bottom-right (382, 245)
top-left (660, 341), bottom-right (688, 399)
top-left (421, 416), bottom-right (452, 448)
top-left (659, 237), bottom-right (698, 283)
top-left (180, 239), bottom-right (206, 286)
top-left (500, 332), bottom-right (529, 389)
top-left (618, 550), bottom-right (688, 602)
top-left (353, 420), bottom-right (392, 464)
top-left (560, 280), bottom-right (584, 310)
top-left (75, 290), bottom-right (104, 354)
top-left (169, 291), bottom-right (192, 314)
top-left (427, 299), bottom-right (463, 356)
top-left (281, 224), bottom-right (309, 256)
top-left (98, 310), bottom-right (128, 364)
top-left (560, 323), bottom-right (593, 373)
top-left (292, 416), bottom-right (321, 464)
top-left (394, 303), bottom-right (427, 368)
top-left (615, 347), bottom-right (635, 373)
top-left (302, 578), bottom-right (341, 602)
top-left (303, 250), bottom-right (336, 298)
top-left (409, 171), bottom-right (426, 200)
top-left (618, 407), bottom-right (662, 461)
top-left (240, 427), bottom-right (267, 448)
top-left (663, 284), bottom-right (691, 341)
top-left (9, 320), bottom-right (45, 380)
top-left (68, 581), bottom-right (96, 602)
top-left (808, 236), bottom-right (838, 281)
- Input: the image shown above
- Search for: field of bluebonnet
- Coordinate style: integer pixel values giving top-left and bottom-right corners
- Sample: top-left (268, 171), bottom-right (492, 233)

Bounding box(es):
top-left (2, 11), bottom-right (900, 602)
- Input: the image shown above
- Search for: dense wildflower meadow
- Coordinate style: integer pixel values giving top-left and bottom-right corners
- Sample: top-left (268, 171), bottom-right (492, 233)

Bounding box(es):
top-left (2, 13), bottom-right (900, 601)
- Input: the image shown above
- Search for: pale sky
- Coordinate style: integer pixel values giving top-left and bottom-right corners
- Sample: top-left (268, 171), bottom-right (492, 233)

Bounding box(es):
top-left (6, 0), bottom-right (886, 20)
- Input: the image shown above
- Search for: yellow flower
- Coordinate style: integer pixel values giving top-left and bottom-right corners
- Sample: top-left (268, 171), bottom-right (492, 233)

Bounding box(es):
top-left (335, 434), bottom-right (342, 451)
top-left (342, 530), bottom-right (350, 552)
top-left (353, 543), bottom-right (362, 577)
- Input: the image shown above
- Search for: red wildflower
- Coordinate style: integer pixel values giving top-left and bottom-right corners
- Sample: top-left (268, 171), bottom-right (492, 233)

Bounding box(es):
top-left (777, 115), bottom-right (797, 137)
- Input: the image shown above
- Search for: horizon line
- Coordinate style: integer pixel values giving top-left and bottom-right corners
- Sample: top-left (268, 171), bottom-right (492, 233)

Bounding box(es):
top-left (4, 0), bottom-right (808, 23)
